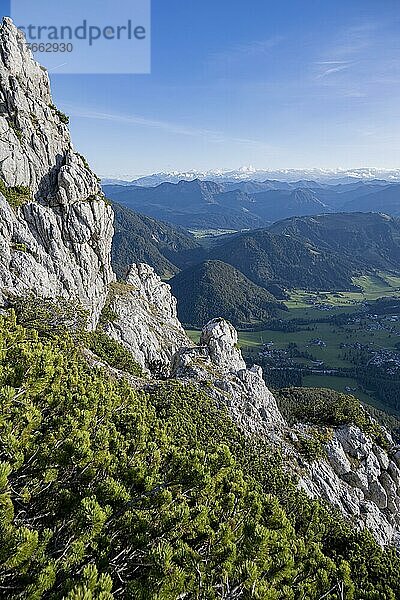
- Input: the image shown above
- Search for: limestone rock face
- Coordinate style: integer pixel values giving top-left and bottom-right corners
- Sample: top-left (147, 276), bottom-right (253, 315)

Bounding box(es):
top-left (200, 318), bottom-right (246, 372)
top-left (0, 18), bottom-right (114, 326)
top-left (300, 425), bottom-right (400, 546)
top-left (105, 263), bottom-right (192, 376)
top-left (172, 318), bottom-right (285, 437)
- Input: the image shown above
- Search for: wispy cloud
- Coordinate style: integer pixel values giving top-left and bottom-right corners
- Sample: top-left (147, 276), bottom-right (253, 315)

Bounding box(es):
top-left (208, 36), bottom-right (284, 70)
top-left (316, 62), bottom-right (352, 78)
top-left (64, 104), bottom-right (276, 151)
top-left (311, 21), bottom-right (399, 98)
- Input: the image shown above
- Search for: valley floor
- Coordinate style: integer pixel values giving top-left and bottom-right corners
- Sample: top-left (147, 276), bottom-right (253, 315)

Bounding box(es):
top-left (187, 273), bottom-right (400, 422)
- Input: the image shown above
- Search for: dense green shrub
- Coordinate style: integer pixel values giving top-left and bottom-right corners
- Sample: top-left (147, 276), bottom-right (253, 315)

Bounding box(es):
top-left (12, 296), bottom-right (89, 337)
top-left (275, 387), bottom-right (389, 449)
top-left (86, 330), bottom-right (144, 377)
top-left (12, 296), bottom-right (143, 377)
top-left (0, 312), bottom-right (399, 598)
top-left (0, 179), bottom-right (32, 208)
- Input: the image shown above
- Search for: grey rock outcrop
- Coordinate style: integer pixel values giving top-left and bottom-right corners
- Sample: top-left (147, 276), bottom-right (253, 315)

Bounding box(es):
top-left (200, 318), bottom-right (246, 372)
top-left (105, 263), bottom-right (192, 375)
top-left (172, 318), bottom-right (285, 437)
top-left (301, 425), bottom-right (400, 546)
top-left (0, 18), bottom-right (114, 326)
top-left (173, 318), bottom-right (400, 547)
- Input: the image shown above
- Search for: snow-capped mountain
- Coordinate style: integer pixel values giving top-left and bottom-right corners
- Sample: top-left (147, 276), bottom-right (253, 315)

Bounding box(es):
top-left (102, 167), bottom-right (400, 187)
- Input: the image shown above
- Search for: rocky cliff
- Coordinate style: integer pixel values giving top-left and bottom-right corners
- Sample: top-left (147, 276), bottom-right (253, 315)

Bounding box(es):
top-left (105, 263), bottom-right (191, 376)
top-left (0, 17), bottom-right (114, 327)
top-left (0, 17), bottom-right (399, 550)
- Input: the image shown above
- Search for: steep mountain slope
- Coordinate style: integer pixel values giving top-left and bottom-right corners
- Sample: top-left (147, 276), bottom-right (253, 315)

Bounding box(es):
top-left (210, 228), bottom-right (356, 291)
top-left (111, 202), bottom-right (205, 279)
top-left (343, 184), bottom-right (400, 216)
top-left (2, 18), bottom-right (400, 598)
top-left (0, 18), bottom-right (114, 327)
top-left (269, 212), bottom-right (400, 272)
top-left (170, 260), bottom-right (285, 327)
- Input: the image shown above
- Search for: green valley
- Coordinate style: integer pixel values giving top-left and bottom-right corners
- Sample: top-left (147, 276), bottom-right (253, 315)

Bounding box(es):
top-left (187, 274), bottom-right (400, 419)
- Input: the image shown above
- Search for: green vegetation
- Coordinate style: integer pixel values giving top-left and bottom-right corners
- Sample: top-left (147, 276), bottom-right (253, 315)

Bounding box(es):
top-left (49, 103), bottom-right (69, 125)
top-left (302, 376), bottom-right (373, 404)
top-left (0, 179), bottom-right (32, 209)
top-left (86, 330), bottom-right (144, 377)
top-left (12, 243), bottom-right (27, 253)
top-left (209, 228), bottom-right (355, 291)
top-left (170, 260), bottom-right (285, 327)
top-left (287, 274), bottom-right (400, 310)
top-left (7, 118), bottom-right (23, 142)
top-left (12, 296), bottom-right (89, 338)
top-left (111, 202), bottom-right (205, 280)
top-left (30, 113), bottom-right (39, 129)
top-left (224, 285), bottom-right (400, 418)
top-left (12, 296), bottom-right (144, 378)
top-left (275, 387), bottom-right (389, 448)
top-left (293, 430), bottom-right (327, 462)
top-left (269, 212), bottom-right (400, 276)
top-left (1, 311), bottom-right (400, 598)
top-left (76, 153), bottom-right (90, 171)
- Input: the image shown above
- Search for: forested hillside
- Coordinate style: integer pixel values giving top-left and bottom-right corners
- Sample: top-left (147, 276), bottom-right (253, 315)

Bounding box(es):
top-left (112, 203), bottom-right (205, 279)
top-left (269, 213), bottom-right (400, 272)
top-left (209, 229), bottom-right (356, 291)
top-left (170, 260), bottom-right (285, 327)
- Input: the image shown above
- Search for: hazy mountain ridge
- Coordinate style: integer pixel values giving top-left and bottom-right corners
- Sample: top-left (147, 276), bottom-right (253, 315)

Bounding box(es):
top-left (343, 184), bottom-right (400, 216)
top-left (104, 176), bottom-right (399, 229)
top-left (105, 179), bottom-right (267, 230)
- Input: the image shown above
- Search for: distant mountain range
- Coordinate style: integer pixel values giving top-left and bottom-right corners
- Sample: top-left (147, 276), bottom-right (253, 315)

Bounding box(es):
top-left (110, 201), bottom-right (400, 327)
top-left (104, 177), bottom-right (400, 230)
top-left (106, 180), bottom-right (266, 230)
top-left (103, 167), bottom-right (400, 187)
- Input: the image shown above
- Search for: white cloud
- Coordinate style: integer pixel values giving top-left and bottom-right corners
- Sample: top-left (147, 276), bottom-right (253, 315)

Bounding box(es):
top-left (64, 104), bottom-right (276, 151)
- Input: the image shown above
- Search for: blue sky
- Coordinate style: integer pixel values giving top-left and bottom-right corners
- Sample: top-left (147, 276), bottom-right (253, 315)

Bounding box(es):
top-left (2, 0), bottom-right (400, 177)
